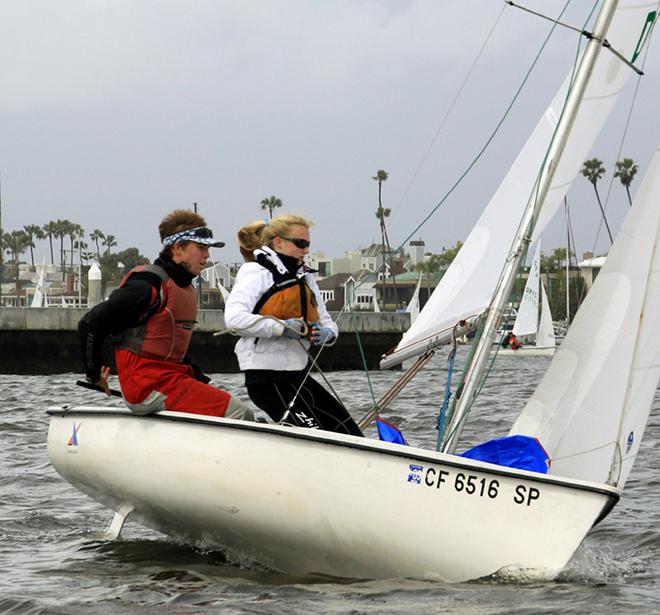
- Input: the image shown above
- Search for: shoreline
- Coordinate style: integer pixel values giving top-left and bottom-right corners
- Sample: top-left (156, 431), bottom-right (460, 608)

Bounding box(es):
top-left (0, 308), bottom-right (408, 374)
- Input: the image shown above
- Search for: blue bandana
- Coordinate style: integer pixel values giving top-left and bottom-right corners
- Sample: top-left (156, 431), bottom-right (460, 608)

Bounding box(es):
top-left (162, 226), bottom-right (225, 248)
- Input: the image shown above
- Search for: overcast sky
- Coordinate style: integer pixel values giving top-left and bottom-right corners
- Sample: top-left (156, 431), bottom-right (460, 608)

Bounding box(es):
top-left (1, 0), bottom-right (659, 267)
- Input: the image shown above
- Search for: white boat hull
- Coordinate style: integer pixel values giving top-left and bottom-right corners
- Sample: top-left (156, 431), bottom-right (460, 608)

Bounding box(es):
top-left (47, 407), bottom-right (618, 582)
top-left (495, 346), bottom-right (556, 357)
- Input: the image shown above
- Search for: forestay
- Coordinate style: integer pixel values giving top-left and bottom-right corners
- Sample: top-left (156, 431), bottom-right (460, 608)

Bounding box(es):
top-left (510, 143), bottom-right (660, 488)
top-left (381, 1), bottom-right (659, 369)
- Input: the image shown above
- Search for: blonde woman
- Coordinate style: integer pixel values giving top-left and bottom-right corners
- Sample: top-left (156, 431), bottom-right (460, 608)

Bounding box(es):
top-left (224, 214), bottom-right (362, 436)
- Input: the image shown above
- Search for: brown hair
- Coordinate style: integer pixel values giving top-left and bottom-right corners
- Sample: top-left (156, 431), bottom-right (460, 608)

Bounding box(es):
top-left (237, 213), bottom-right (312, 262)
top-left (158, 209), bottom-right (207, 258)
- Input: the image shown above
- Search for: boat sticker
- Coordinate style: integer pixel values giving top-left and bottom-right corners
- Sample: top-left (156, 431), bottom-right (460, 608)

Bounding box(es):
top-left (408, 463), bottom-right (542, 506)
top-left (626, 431), bottom-right (634, 454)
top-left (67, 423), bottom-right (81, 448)
top-left (407, 464), bottom-right (423, 484)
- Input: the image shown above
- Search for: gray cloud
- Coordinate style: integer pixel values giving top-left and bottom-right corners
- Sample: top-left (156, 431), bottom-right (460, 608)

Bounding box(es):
top-left (1, 1), bottom-right (658, 265)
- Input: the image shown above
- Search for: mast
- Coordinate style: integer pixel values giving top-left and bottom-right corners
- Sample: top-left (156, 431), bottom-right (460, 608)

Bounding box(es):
top-left (565, 197), bottom-right (571, 324)
top-left (442, 0), bottom-right (620, 454)
top-left (0, 171), bottom-right (3, 306)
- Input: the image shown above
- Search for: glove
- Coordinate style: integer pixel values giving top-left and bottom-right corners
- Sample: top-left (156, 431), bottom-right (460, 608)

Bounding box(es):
top-left (282, 318), bottom-right (305, 339)
top-left (310, 323), bottom-right (335, 346)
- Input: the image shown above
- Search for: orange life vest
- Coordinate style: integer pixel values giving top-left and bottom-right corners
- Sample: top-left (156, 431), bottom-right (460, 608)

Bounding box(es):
top-left (111, 264), bottom-right (197, 362)
top-left (252, 255), bottom-right (319, 323)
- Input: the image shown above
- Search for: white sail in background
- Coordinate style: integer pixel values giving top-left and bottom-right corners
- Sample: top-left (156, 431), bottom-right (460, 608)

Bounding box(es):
top-left (381, 2), bottom-right (657, 369)
top-left (536, 283), bottom-right (556, 349)
top-left (511, 143), bottom-right (660, 488)
top-left (373, 288), bottom-right (381, 313)
top-left (31, 256), bottom-right (47, 308)
top-left (217, 280), bottom-right (230, 303)
top-left (406, 275), bottom-right (422, 324)
top-left (513, 242), bottom-right (541, 337)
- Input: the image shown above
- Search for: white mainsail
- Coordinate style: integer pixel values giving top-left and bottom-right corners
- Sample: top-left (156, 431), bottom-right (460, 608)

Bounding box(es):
top-left (513, 242), bottom-right (541, 338)
top-left (511, 142), bottom-right (660, 488)
top-left (381, 1), bottom-right (658, 369)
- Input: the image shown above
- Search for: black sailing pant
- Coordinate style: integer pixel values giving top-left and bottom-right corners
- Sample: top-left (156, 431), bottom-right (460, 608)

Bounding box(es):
top-left (245, 370), bottom-right (363, 437)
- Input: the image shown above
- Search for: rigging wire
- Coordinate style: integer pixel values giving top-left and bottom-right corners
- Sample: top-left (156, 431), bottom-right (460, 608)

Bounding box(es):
top-left (439, 2), bottom-right (601, 449)
top-left (346, 0), bottom-right (575, 305)
top-left (392, 0), bottom-right (575, 255)
top-left (587, 13), bottom-right (657, 258)
top-left (390, 3), bottom-right (508, 220)
top-left (506, 0), bottom-right (644, 75)
top-left (341, 0), bottom-right (578, 436)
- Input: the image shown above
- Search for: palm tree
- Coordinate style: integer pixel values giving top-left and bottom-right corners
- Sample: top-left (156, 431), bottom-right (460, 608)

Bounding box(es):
top-left (23, 224), bottom-right (44, 270)
top-left (74, 239), bottom-right (93, 264)
top-left (372, 170), bottom-right (392, 254)
top-left (43, 220), bottom-right (59, 265)
top-left (54, 219), bottom-right (72, 280)
top-left (3, 229), bottom-right (30, 301)
top-left (68, 223), bottom-right (84, 270)
top-left (103, 234), bottom-right (117, 256)
top-left (372, 169), bottom-right (399, 307)
top-left (260, 196), bottom-right (283, 219)
top-left (372, 169), bottom-right (393, 262)
top-left (90, 229), bottom-right (105, 259)
top-left (580, 158), bottom-right (613, 244)
top-left (614, 157), bottom-right (638, 207)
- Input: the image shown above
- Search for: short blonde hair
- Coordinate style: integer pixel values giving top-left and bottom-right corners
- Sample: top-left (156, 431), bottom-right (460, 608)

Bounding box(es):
top-left (237, 213), bottom-right (312, 262)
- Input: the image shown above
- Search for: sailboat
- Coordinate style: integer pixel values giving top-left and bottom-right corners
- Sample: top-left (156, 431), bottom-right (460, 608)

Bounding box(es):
top-left (405, 274), bottom-right (422, 324)
top-left (30, 256), bottom-right (48, 308)
top-left (47, 1), bottom-right (660, 582)
top-left (497, 241), bottom-right (556, 356)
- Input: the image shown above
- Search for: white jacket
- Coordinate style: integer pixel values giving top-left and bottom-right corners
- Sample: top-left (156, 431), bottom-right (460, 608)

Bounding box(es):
top-left (224, 247), bottom-right (338, 371)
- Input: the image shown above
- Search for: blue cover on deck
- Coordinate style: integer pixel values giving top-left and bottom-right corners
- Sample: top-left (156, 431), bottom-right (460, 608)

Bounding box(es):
top-left (460, 435), bottom-right (549, 473)
top-left (376, 416), bottom-right (407, 445)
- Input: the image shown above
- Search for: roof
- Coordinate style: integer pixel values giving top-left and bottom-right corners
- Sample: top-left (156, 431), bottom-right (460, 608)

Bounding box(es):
top-left (316, 272), bottom-right (352, 289)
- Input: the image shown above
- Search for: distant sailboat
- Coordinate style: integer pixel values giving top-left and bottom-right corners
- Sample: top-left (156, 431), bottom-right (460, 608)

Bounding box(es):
top-left (499, 242), bottom-right (556, 356)
top-left (372, 287), bottom-right (380, 313)
top-left (217, 280), bottom-right (230, 304)
top-left (405, 274), bottom-right (422, 324)
top-left (30, 257), bottom-right (47, 308)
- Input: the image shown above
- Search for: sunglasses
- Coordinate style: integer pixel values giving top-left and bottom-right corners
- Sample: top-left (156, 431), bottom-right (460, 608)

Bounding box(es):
top-left (188, 227), bottom-right (214, 239)
top-left (280, 236), bottom-right (310, 249)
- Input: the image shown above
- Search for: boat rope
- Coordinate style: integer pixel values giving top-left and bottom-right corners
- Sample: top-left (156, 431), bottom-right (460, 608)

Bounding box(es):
top-left (587, 13), bottom-right (657, 253)
top-left (390, 3), bottom-right (509, 218)
top-left (549, 440), bottom-right (618, 467)
top-left (505, 0), bottom-right (644, 75)
top-left (357, 350), bottom-right (435, 431)
top-left (213, 314), bottom-right (352, 423)
top-left (434, 322), bottom-right (463, 450)
top-left (393, 0), bottom-right (574, 253)
top-left (436, 1), bottom-right (606, 450)
top-left (212, 314), bottom-right (309, 339)
top-left (440, 303), bottom-right (516, 450)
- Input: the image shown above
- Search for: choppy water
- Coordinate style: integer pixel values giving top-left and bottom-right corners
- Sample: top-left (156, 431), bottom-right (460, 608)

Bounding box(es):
top-left (2, 353), bottom-right (659, 614)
